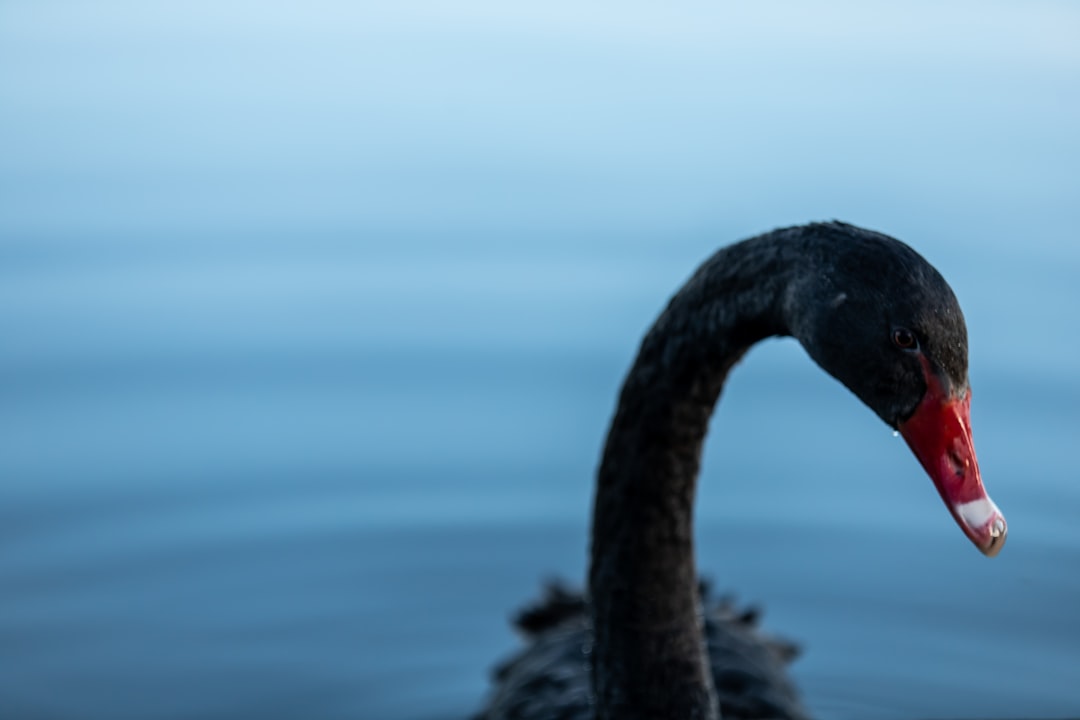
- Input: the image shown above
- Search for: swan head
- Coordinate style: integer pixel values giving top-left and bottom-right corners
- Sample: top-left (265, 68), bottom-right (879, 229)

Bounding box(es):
top-left (790, 223), bottom-right (1006, 556)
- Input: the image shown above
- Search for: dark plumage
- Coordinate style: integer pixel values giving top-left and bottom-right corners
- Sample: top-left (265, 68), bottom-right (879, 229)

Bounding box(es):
top-left (477, 583), bottom-right (804, 720)
top-left (475, 222), bottom-right (994, 720)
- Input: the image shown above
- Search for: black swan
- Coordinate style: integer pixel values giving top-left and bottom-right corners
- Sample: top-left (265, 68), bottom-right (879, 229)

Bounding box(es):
top-left (474, 222), bottom-right (1006, 720)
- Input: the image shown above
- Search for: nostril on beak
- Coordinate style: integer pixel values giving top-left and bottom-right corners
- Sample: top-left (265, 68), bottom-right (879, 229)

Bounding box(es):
top-left (945, 447), bottom-right (966, 477)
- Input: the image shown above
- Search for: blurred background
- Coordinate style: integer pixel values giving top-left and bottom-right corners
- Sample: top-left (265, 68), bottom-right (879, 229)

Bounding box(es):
top-left (1, 1), bottom-right (1078, 719)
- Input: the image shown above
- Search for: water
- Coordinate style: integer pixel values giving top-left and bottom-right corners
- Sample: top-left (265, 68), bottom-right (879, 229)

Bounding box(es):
top-left (2, 2), bottom-right (1079, 719)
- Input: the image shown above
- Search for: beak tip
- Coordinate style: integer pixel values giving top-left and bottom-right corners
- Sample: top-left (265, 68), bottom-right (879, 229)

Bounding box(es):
top-left (979, 528), bottom-right (1007, 557)
top-left (973, 514), bottom-right (1007, 557)
top-left (955, 498), bottom-right (1007, 557)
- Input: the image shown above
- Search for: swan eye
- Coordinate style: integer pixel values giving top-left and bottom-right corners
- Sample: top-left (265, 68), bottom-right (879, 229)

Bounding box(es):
top-left (892, 327), bottom-right (918, 350)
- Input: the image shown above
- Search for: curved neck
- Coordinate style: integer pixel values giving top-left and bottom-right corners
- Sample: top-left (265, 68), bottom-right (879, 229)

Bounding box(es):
top-left (588, 234), bottom-right (803, 720)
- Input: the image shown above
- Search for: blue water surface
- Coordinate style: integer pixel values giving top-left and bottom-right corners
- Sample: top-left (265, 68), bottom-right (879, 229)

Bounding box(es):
top-left (2, 3), bottom-right (1079, 719)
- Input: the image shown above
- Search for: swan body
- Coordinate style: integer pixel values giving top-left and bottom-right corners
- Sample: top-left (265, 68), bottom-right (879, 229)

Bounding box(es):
top-left (477, 583), bottom-right (805, 720)
top-left (475, 222), bottom-right (1005, 720)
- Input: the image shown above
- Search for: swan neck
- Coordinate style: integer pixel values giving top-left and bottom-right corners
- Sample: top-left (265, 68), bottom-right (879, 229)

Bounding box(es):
top-left (588, 236), bottom-right (799, 720)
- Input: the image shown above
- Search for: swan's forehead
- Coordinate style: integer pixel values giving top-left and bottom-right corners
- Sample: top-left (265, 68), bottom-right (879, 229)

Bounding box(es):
top-left (909, 299), bottom-right (968, 387)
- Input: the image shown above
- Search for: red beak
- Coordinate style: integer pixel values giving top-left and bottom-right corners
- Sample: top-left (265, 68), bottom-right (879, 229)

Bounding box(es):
top-left (898, 365), bottom-right (1007, 557)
